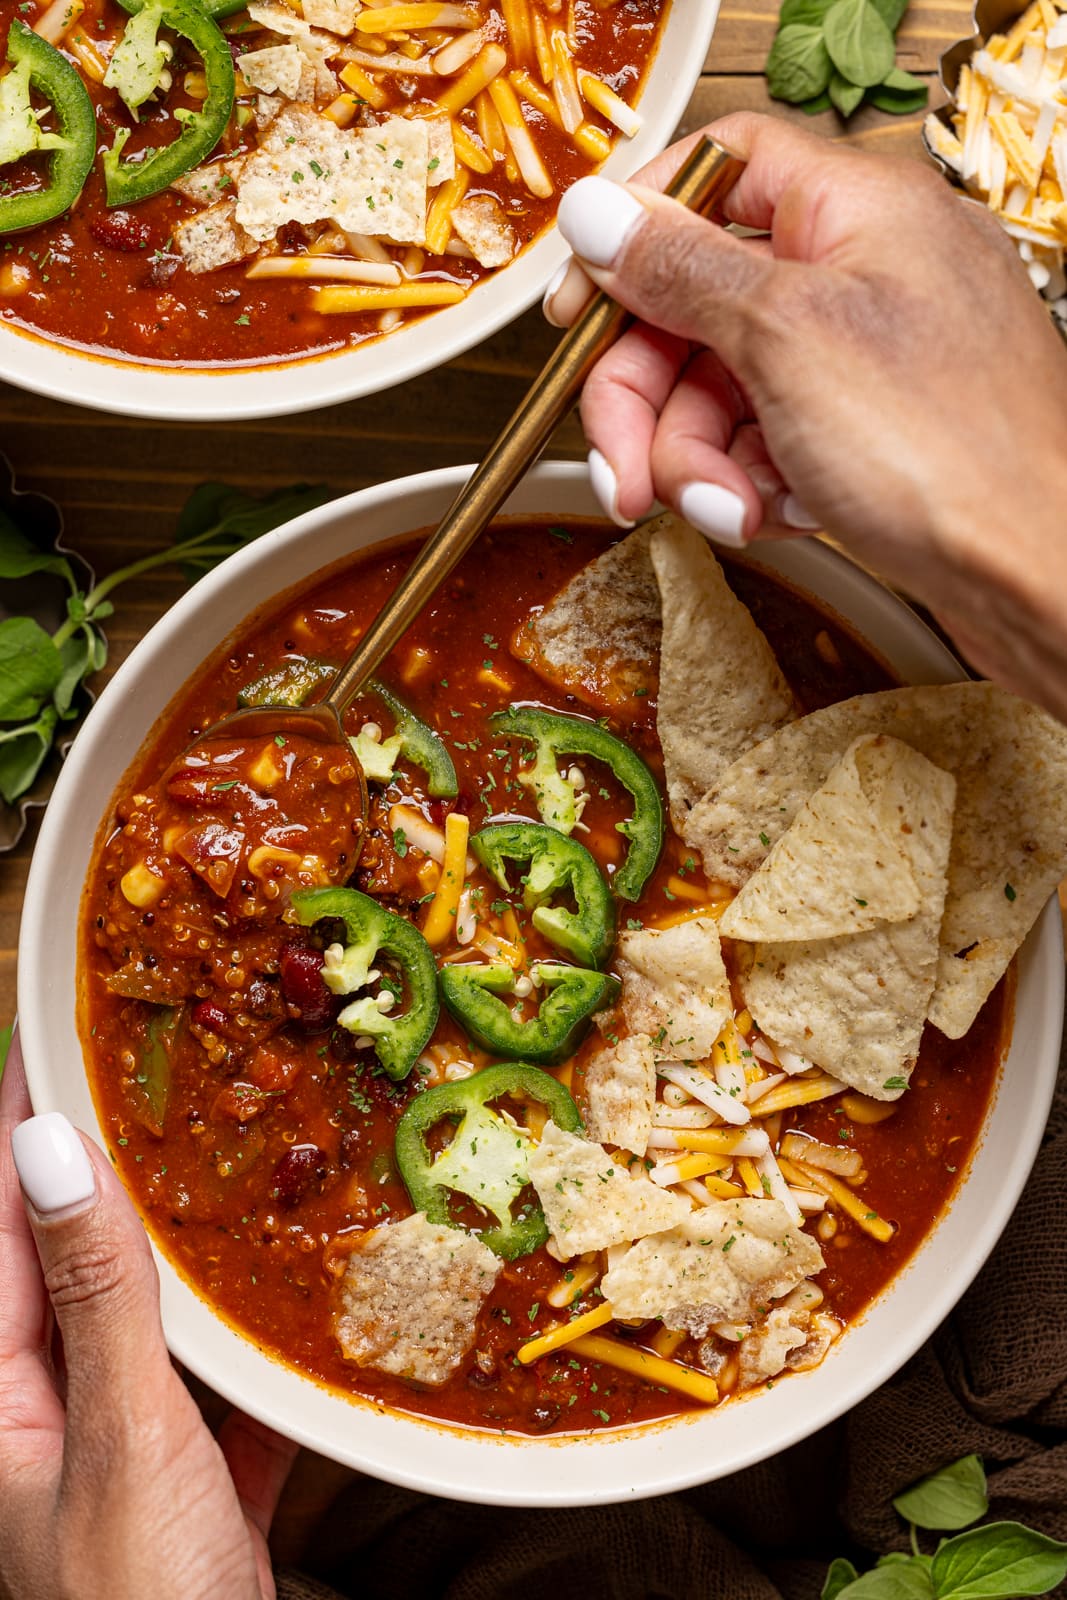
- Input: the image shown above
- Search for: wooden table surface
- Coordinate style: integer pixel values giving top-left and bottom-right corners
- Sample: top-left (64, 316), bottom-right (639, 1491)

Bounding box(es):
top-left (0, 0), bottom-right (977, 1024)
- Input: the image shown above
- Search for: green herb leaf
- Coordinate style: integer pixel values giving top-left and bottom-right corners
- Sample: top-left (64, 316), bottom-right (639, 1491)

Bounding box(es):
top-left (0, 1019), bottom-right (12, 1081)
top-left (54, 627), bottom-right (107, 720)
top-left (892, 1455), bottom-right (988, 1531)
top-left (830, 71), bottom-right (866, 114)
top-left (0, 616), bottom-right (64, 722)
top-left (799, 89), bottom-right (834, 112)
top-left (779, 0), bottom-right (837, 24)
top-left (868, 0), bottom-right (909, 32)
top-left (823, 1557), bottom-right (860, 1599)
top-left (835, 1559), bottom-right (934, 1597)
top-left (0, 704), bottom-right (59, 804)
top-left (0, 509), bottom-right (75, 587)
top-left (866, 81), bottom-right (928, 112)
top-left (172, 483), bottom-right (334, 579)
top-left (766, 22), bottom-right (834, 102)
top-left (823, 0), bottom-right (895, 86)
top-left (881, 64), bottom-right (926, 90)
top-left (929, 1522), bottom-right (1067, 1598)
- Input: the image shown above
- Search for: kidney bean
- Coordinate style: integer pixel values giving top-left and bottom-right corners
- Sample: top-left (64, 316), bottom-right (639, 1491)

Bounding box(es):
top-left (192, 999), bottom-right (230, 1034)
top-left (271, 1144), bottom-right (327, 1208)
top-left (89, 209), bottom-right (154, 253)
top-left (279, 944), bottom-right (339, 1034)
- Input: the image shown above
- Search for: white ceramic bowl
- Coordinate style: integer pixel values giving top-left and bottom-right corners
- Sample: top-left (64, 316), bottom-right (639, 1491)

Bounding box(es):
top-left (18, 461), bottom-right (1064, 1506)
top-left (0, 9), bottom-right (718, 424)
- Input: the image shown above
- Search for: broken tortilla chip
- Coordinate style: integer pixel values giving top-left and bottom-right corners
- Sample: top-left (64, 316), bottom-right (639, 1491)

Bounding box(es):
top-left (687, 682), bottom-right (1067, 1038)
top-left (651, 517), bottom-right (795, 829)
top-left (730, 737), bottom-right (956, 1099)
top-left (719, 734), bottom-right (932, 943)
top-left (513, 522), bottom-right (659, 709)
top-left (611, 917), bottom-right (732, 1062)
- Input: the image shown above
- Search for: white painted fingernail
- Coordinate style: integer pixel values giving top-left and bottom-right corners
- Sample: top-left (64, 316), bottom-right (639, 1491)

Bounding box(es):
top-left (782, 494), bottom-right (821, 530)
top-left (588, 449), bottom-right (635, 529)
top-left (12, 1113), bottom-right (96, 1216)
top-left (680, 482), bottom-right (748, 548)
top-left (557, 176), bottom-right (647, 270)
top-left (542, 261), bottom-right (569, 326)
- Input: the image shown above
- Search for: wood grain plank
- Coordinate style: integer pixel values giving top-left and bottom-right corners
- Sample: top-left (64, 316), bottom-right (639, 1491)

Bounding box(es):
top-left (685, 74), bottom-right (944, 152)
top-left (707, 0), bottom-right (974, 73)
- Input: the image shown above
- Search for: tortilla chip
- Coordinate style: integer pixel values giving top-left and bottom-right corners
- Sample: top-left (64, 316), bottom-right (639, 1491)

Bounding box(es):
top-left (514, 522), bottom-right (659, 709)
top-left (612, 917), bottom-right (732, 1062)
top-left (451, 194), bottom-right (515, 267)
top-left (528, 1121), bottom-right (688, 1258)
top-left (582, 1033), bottom-right (656, 1156)
top-left (733, 738), bottom-right (956, 1098)
top-left (651, 517), bottom-right (795, 829)
top-left (235, 110), bottom-right (428, 246)
top-left (688, 682), bottom-right (1067, 1038)
top-left (601, 1201), bottom-right (824, 1336)
top-left (719, 735), bottom-right (935, 942)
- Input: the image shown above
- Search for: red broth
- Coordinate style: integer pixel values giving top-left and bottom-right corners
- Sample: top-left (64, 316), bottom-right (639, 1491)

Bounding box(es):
top-left (79, 521), bottom-right (1008, 1435)
top-left (0, 1), bottom-right (669, 366)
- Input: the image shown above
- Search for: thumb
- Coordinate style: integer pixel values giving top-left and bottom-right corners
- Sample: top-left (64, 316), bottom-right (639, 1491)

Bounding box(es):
top-left (556, 174), bottom-right (774, 373)
top-left (11, 1112), bottom-right (174, 1449)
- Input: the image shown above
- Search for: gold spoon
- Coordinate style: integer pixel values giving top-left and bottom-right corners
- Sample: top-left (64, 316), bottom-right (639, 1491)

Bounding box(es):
top-left (191, 135), bottom-right (746, 843)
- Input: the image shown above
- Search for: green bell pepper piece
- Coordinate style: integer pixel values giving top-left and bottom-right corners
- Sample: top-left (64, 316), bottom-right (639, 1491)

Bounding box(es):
top-left (127, 1004), bottom-right (181, 1137)
top-left (470, 820), bottom-right (614, 970)
top-left (489, 706), bottom-right (663, 902)
top-left (394, 1061), bottom-right (582, 1258)
top-left (239, 658), bottom-right (458, 797)
top-left (102, 0), bottom-right (234, 207)
top-left (291, 886), bottom-right (438, 1081)
top-left (439, 961), bottom-right (618, 1066)
top-left (117, 0), bottom-right (249, 18)
top-left (239, 657), bottom-right (335, 708)
top-left (0, 20), bottom-right (95, 237)
top-left (373, 680), bottom-right (458, 798)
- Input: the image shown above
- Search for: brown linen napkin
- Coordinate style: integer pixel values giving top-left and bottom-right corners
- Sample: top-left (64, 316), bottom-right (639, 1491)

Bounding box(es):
top-left (275, 1028), bottom-right (1067, 1600)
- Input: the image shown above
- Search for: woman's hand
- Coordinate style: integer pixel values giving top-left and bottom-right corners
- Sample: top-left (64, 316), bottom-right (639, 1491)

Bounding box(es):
top-left (0, 1030), bottom-right (298, 1600)
top-left (549, 112), bottom-right (1067, 721)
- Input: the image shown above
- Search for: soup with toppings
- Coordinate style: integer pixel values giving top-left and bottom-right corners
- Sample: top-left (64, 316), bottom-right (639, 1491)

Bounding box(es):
top-left (0, 0), bottom-right (669, 366)
top-left (78, 519), bottom-right (1012, 1437)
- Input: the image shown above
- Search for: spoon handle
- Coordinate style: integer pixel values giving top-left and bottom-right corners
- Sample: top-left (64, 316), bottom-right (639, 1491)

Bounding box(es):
top-left (324, 134), bottom-right (746, 712)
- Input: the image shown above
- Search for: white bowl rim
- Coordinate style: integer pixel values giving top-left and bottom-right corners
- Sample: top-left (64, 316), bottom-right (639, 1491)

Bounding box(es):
top-left (0, 5), bottom-right (718, 423)
top-left (17, 459), bottom-right (1065, 1506)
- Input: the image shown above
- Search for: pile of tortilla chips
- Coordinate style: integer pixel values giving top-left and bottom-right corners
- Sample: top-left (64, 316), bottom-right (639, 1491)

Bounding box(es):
top-left (528, 513), bottom-right (1067, 1101)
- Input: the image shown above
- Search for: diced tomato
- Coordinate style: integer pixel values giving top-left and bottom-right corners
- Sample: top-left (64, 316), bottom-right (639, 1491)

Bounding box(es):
top-left (248, 1038), bottom-right (302, 1094)
top-left (167, 767), bottom-right (241, 806)
top-left (173, 821), bottom-right (245, 898)
top-left (210, 1082), bottom-right (267, 1123)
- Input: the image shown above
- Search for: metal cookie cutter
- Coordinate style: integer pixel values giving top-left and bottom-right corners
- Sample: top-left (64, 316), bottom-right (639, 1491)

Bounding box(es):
top-left (921, 0), bottom-right (1041, 177)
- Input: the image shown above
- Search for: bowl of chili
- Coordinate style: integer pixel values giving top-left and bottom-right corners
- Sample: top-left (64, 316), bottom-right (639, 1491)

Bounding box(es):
top-left (17, 460), bottom-right (1064, 1505)
top-left (0, 0), bottom-right (715, 421)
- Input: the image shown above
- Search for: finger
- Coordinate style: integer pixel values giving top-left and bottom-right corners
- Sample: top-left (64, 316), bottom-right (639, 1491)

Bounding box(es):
top-left (542, 258), bottom-right (595, 328)
top-left (648, 349), bottom-right (760, 546)
top-left (617, 111), bottom-right (859, 249)
top-left (727, 424), bottom-right (821, 535)
top-left (218, 1409), bottom-right (299, 1543)
top-left (10, 1112), bottom-right (175, 1467)
top-left (557, 178), bottom-right (775, 374)
top-left (580, 321), bottom-right (692, 523)
top-left (0, 1032), bottom-right (50, 1362)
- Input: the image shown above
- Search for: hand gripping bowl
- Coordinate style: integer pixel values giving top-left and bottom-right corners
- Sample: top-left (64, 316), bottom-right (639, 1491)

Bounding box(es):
top-left (18, 461), bottom-right (1064, 1506)
top-left (0, 9), bottom-right (718, 425)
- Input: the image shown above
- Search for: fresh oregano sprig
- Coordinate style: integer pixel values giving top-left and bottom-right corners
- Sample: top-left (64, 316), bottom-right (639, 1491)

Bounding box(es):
top-left (0, 482), bottom-right (331, 806)
top-left (766, 0), bottom-right (928, 119)
top-left (822, 1455), bottom-right (1067, 1598)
